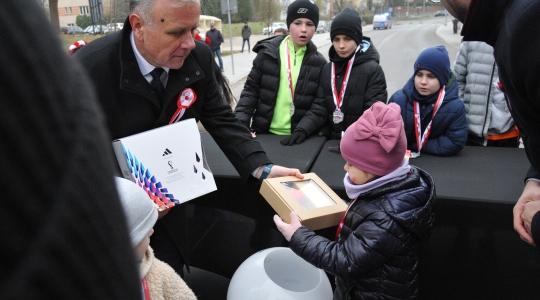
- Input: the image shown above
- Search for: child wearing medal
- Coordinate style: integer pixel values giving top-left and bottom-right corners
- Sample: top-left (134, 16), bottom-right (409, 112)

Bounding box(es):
top-left (274, 102), bottom-right (436, 300)
top-left (316, 8), bottom-right (388, 140)
top-left (235, 0), bottom-right (327, 146)
top-left (388, 45), bottom-right (467, 157)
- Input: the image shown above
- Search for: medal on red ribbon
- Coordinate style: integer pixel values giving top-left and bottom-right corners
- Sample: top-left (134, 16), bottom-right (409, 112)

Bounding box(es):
top-left (411, 87), bottom-right (445, 158)
top-left (169, 88), bottom-right (197, 124)
top-left (331, 45), bottom-right (362, 124)
top-left (285, 37), bottom-right (296, 117)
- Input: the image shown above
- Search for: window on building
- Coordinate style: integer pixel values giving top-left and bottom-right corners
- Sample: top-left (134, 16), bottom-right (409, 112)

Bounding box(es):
top-left (64, 7), bottom-right (73, 14)
top-left (80, 6), bottom-right (89, 15)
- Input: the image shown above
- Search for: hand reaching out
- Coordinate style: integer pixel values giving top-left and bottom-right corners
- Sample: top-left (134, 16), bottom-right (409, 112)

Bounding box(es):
top-left (273, 212), bottom-right (302, 242)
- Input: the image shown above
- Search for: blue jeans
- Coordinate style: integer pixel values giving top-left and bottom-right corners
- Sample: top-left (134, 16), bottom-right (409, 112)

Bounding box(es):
top-left (241, 38), bottom-right (250, 52)
top-left (213, 49), bottom-right (223, 70)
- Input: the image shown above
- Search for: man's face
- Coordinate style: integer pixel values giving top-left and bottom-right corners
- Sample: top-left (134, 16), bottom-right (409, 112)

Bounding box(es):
top-left (441, 0), bottom-right (470, 23)
top-left (131, 0), bottom-right (199, 69)
top-left (288, 18), bottom-right (316, 50)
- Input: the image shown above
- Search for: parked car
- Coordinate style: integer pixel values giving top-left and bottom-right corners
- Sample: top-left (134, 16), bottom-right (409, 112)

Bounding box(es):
top-left (60, 26), bottom-right (68, 34)
top-left (107, 23), bottom-right (124, 32)
top-left (262, 22), bottom-right (287, 35)
top-left (65, 26), bottom-right (86, 35)
top-left (433, 10), bottom-right (447, 17)
top-left (316, 21), bottom-right (328, 33)
top-left (84, 25), bottom-right (109, 34)
top-left (373, 14), bottom-right (392, 30)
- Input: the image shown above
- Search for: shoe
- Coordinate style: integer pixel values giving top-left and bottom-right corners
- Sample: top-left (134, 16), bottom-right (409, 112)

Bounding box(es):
top-left (241, 51), bottom-right (243, 53)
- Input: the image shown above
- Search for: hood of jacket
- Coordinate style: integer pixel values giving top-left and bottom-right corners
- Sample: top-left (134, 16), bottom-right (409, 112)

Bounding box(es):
top-left (328, 36), bottom-right (380, 66)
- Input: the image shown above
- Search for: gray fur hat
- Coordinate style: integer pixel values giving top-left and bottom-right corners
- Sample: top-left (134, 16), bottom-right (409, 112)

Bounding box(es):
top-left (115, 177), bottom-right (158, 248)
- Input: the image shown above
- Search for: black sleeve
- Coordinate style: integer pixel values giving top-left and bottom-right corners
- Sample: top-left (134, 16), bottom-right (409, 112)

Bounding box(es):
top-left (531, 212), bottom-right (540, 249)
top-left (0, 1), bottom-right (140, 298)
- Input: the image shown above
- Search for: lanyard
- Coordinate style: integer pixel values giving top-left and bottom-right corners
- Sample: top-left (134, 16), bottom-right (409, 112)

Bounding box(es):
top-left (335, 197), bottom-right (359, 241)
top-left (142, 277), bottom-right (152, 300)
top-left (331, 45), bottom-right (362, 111)
top-left (285, 37), bottom-right (295, 104)
top-left (413, 87), bottom-right (445, 153)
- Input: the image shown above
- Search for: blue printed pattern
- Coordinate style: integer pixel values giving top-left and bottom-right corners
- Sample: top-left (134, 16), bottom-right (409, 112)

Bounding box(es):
top-left (123, 145), bottom-right (179, 211)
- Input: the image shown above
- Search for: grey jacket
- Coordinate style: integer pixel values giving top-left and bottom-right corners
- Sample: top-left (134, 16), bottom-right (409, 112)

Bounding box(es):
top-left (241, 25), bottom-right (251, 39)
top-left (453, 41), bottom-right (514, 146)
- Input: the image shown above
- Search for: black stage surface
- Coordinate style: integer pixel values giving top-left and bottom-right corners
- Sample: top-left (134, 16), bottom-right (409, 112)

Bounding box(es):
top-left (179, 135), bottom-right (540, 299)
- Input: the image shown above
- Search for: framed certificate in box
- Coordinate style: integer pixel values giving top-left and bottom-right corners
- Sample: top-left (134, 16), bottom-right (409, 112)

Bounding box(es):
top-left (260, 173), bottom-right (347, 230)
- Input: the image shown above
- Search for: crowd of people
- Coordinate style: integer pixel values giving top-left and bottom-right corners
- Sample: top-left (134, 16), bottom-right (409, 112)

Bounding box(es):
top-left (4, 0), bottom-right (540, 298)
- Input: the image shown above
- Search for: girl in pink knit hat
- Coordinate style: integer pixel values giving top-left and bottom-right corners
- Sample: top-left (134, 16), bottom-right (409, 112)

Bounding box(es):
top-left (274, 101), bottom-right (436, 300)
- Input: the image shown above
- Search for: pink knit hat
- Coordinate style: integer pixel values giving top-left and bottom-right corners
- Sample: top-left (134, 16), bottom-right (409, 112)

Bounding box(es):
top-left (340, 102), bottom-right (406, 176)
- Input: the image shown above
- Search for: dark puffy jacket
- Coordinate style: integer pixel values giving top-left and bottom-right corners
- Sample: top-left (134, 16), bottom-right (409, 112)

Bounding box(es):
top-left (388, 73), bottom-right (468, 156)
top-left (234, 35), bottom-right (327, 136)
top-left (317, 37), bottom-right (387, 139)
top-left (205, 28), bottom-right (223, 51)
top-left (290, 167), bottom-right (435, 300)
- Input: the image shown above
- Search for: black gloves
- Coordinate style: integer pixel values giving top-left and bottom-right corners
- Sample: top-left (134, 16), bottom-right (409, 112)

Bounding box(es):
top-left (280, 129), bottom-right (308, 146)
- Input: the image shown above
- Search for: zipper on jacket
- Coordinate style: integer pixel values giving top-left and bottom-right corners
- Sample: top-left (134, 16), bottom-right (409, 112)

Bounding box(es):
top-left (482, 62), bottom-right (496, 141)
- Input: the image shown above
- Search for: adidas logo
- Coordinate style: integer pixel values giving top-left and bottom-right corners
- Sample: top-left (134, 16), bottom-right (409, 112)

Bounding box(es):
top-left (297, 8), bottom-right (308, 13)
top-left (162, 148), bottom-right (172, 156)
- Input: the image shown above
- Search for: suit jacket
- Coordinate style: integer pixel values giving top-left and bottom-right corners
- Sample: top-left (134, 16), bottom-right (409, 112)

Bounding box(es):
top-left (74, 19), bottom-right (271, 182)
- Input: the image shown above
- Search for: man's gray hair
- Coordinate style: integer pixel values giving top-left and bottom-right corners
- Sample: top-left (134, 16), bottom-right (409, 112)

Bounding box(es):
top-left (132, 0), bottom-right (200, 24)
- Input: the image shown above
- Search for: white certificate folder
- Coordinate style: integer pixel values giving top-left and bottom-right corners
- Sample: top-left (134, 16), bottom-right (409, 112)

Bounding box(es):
top-left (112, 118), bottom-right (216, 211)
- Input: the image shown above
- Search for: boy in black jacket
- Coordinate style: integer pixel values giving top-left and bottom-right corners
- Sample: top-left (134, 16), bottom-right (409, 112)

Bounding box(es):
top-left (235, 0), bottom-right (327, 146)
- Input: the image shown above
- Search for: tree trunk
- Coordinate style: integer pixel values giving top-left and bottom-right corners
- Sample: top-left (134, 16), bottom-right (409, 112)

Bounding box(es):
top-left (49, 0), bottom-right (59, 30)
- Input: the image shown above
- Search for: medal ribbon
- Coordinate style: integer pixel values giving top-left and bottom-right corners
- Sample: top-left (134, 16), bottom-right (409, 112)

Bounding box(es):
top-left (413, 87), bottom-right (445, 153)
top-left (142, 277), bottom-right (152, 300)
top-left (331, 45), bottom-right (362, 111)
top-left (285, 37), bottom-right (295, 105)
top-left (335, 196), bottom-right (359, 241)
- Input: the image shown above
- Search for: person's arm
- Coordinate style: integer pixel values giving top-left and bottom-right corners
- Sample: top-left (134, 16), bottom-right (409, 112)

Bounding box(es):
top-left (234, 52), bottom-right (265, 129)
top-left (218, 31), bottom-right (224, 43)
top-left (453, 43), bottom-right (468, 100)
top-left (422, 101), bottom-right (468, 156)
top-left (363, 63), bottom-right (389, 108)
top-left (275, 211), bottom-right (404, 278)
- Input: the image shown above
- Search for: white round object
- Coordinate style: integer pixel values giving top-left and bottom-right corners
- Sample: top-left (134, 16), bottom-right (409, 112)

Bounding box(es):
top-left (227, 247), bottom-right (333, 300)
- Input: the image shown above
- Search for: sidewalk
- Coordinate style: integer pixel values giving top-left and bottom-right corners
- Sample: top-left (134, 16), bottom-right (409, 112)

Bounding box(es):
top-left (218, 23), bottom-right (462, 85)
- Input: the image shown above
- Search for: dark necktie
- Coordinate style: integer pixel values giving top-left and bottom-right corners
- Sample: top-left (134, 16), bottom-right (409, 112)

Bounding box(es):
top-left (150, 67), bottom-right (165, 101)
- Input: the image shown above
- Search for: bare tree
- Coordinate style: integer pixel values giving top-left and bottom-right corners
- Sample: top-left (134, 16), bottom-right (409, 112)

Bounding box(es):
top-left (256, 0), bottom-right (279, 34)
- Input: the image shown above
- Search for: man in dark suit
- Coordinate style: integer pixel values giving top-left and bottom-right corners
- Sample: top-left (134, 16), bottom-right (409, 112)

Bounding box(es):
top-left (75, 0), bottom-right (303, 275)
top-left (439, 0), bottom-right (540, 247)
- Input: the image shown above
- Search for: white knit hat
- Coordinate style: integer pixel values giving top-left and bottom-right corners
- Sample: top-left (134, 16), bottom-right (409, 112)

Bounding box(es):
top-left (115, 177), bottom-right (158, 248)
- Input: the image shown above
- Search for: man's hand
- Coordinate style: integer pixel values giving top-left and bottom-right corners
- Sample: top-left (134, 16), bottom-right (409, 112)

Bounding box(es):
top-left (268, 165), bottom-right (304, 179)
top-left (514, 180), bottom-right (540, 245)
top-left (273, 212), bottom-right (302, 242)
top-left (522, 201), bottom-right (540, 246)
